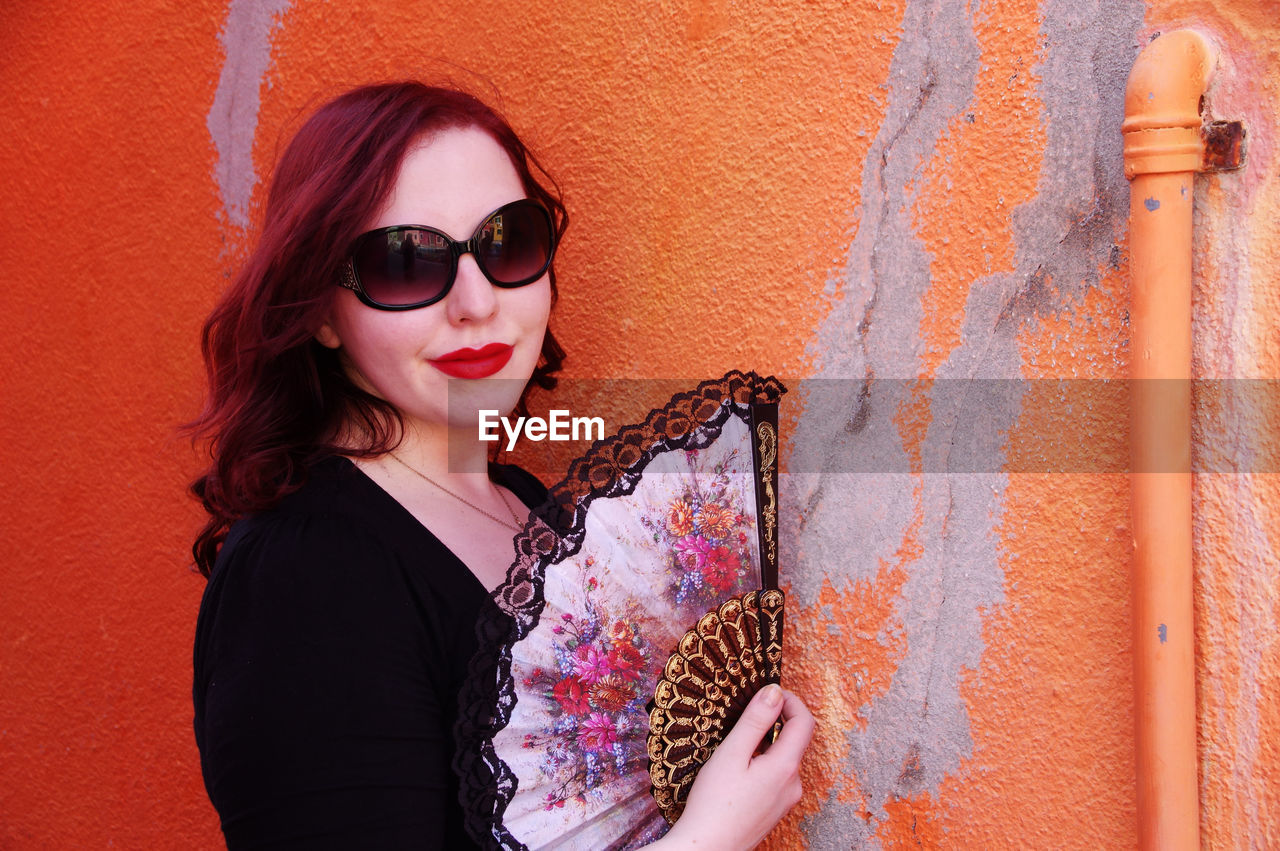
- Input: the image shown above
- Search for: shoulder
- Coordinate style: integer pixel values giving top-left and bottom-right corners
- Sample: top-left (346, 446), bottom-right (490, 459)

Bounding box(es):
top-left (194, 457), bottom-right (427, 685)
top-left (194, 497), bottom-right (404, 688)
top-left (204, 457), bottom-right (396, 606)
top-left (194, 456), bottom-right (491, 685)
top-left (209, 454), bottom-right (440, 586)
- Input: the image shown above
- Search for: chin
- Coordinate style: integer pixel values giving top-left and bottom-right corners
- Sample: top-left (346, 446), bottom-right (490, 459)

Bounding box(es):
top-left (441, 376), bottom-right (530, 427)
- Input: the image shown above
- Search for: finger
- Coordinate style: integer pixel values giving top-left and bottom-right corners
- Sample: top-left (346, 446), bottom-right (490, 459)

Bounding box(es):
top-left (758, 690), bottom-right (815, 764)
top-left (779, 689), bottom-right (814, 726)
top-left (714, 683), bottom-right (786, 763)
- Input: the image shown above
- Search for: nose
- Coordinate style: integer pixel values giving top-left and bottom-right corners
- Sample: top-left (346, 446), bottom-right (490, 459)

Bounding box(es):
top-left (444, 253), bottom-right (498, 324)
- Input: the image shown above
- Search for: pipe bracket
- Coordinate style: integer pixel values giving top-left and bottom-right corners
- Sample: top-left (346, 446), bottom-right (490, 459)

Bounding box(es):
top-left (1201, 120), bottom-right (1246, 172)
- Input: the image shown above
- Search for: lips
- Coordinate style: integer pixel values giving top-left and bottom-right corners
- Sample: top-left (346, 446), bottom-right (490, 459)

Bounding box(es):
top-left (429, 342), bottom-right (514, 379)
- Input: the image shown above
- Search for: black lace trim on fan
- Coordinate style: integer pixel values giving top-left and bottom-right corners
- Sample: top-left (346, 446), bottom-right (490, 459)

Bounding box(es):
top-left (453, 370), bottom-right (785, 850)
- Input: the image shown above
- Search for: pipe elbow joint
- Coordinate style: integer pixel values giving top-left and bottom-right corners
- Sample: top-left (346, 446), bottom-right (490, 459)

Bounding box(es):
top-left (1122, 30), bottom-right (1217, 179)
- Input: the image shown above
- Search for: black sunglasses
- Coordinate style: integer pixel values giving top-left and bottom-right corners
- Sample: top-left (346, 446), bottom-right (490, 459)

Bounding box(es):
top-left (340, 199), bottom-right (556, 310)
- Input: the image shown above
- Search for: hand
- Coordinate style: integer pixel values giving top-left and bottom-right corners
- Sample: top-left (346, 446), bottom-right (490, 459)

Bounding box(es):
top-left (651, 684), bottom-right (815, 850)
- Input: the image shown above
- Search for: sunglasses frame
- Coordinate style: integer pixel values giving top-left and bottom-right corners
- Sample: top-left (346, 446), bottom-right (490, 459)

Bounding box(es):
top-left (340, 199), bottom-right (556, 311)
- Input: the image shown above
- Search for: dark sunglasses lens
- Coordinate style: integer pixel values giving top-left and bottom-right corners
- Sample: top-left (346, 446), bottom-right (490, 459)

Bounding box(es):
top-left (354, 229), bottom-right (451, 306)
top-left (476, 202), bottom-right (553, 285)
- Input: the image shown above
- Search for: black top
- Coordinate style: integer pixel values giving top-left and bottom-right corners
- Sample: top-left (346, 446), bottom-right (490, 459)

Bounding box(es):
top-left (193, 456), bottom-right (546, 849)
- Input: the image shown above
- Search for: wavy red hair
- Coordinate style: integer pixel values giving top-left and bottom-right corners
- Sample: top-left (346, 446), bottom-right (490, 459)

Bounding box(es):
top-left (187, 82), bottom-right (567, 576)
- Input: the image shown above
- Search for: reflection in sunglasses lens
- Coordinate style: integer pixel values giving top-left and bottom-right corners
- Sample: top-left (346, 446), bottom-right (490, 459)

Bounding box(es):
top-left (354, 201), bottom-right (552, 307)
top-left (481, 205), bottom-right (549, 284)
top-left (358, 229), bottom-right (450, 306)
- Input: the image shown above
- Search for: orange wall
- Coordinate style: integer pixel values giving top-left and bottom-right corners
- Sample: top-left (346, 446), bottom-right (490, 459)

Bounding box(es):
top-left (0, 0), bottom-right (1275, 847)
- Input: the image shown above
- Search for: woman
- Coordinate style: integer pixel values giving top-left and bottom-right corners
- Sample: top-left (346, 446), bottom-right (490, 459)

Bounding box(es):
top-left (191, 82), bottom-right (812, 849)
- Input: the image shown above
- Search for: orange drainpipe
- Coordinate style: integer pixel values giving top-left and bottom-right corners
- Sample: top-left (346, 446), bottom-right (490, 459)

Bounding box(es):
top-left (1122, 29), bottom-right (1240, 850)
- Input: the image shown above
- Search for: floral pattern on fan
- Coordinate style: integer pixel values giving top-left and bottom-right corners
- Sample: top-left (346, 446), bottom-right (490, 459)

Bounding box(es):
top-left (515, 449), bottom-right (759, 812)
top-left (517, 562), bottom-right (659, 811)
top-left (642, 448), bottom-right (756, 607)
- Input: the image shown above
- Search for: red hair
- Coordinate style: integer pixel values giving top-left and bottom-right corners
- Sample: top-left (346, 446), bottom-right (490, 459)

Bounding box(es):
top-left (188, 82), bottom-right (567, 576)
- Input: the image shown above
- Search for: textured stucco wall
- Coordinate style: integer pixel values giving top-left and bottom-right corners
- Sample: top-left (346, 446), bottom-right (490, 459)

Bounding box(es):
top-left (0, 0), bottom-right (1275, 847)
top-left (788, 2), bottom-right (1146, 844)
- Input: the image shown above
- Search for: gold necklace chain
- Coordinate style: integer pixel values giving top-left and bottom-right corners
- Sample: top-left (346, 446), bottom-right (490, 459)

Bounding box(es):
top-left (386, 451), bottom-right (523, 532)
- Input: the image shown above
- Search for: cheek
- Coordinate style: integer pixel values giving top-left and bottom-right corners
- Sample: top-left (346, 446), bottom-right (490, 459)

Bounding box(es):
top-left (332, 310), bottom-right (436, 385)
top-left (520, 279), bottom-right (554, 332)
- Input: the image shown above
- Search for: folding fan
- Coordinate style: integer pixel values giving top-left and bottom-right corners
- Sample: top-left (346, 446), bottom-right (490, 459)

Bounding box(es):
top-left (456, 371), bottom-right (786, 850)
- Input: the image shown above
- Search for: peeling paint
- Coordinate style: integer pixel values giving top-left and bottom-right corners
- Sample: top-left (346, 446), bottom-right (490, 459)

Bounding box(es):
top-left (791, 0), bottom-right (1146, 840)
top-left (793, 0), bottom-right (993, 834)
top-left (207, 0), bottom-right (292, 229)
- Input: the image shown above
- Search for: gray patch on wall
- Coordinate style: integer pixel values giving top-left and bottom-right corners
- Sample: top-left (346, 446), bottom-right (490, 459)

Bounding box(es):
top-left (208, 0), bottom-right (293, 230)
top-left (790, 0), bottom-right (1144, 843)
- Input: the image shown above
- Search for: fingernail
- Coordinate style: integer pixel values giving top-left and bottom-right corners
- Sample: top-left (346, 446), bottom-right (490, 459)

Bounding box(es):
top-left (763, 684), bottom-right (782, 707)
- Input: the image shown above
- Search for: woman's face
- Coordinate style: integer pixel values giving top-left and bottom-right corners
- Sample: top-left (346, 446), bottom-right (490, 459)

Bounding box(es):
top-left (318, 125), bottom-right (553, 435)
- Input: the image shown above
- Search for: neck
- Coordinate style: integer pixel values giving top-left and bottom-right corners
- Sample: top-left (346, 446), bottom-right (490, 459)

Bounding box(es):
top-left (385, 418), bottom-right (495, 488)
top-left (352, 418), bottom-right (527, 541)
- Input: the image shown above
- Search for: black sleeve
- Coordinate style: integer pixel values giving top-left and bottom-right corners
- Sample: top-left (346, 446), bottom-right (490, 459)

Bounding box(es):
top-left (193, 512), bottom-right (461, 849)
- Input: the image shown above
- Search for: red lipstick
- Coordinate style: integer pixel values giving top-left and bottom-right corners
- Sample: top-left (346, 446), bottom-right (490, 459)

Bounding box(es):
top-left (429, 343), bottom-right (514, 379)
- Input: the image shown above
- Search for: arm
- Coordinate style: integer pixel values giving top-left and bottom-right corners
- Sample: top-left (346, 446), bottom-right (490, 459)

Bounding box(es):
top-left (648, 685), bottom-right (815, 850)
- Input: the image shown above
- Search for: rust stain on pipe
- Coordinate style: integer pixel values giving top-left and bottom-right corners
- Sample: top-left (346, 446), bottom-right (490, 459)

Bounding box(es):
top-left (1123, 28), bottom-right (1228, 851)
